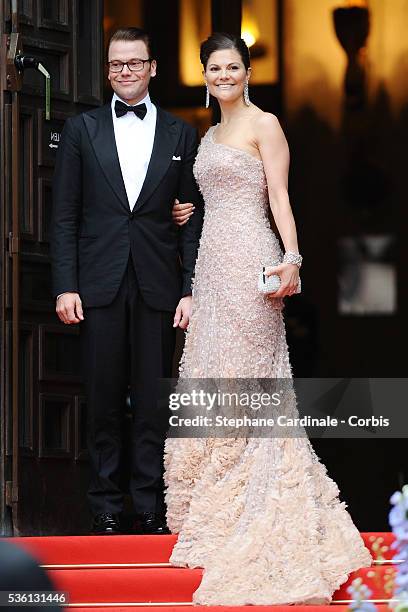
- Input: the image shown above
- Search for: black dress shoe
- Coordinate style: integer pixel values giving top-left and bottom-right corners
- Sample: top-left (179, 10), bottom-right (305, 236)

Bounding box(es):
top-left (91, 512), bottom-right (121, 535)
top-left (134, 512), bottom-right (170, 535)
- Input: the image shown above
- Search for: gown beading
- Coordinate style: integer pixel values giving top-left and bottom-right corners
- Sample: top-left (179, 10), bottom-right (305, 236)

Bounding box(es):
top-left (163, 125), bottom-right (372, 606)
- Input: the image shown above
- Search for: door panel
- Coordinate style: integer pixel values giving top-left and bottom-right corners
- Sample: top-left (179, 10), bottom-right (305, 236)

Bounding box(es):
top-left (1, 0), bottom-right (103, 535)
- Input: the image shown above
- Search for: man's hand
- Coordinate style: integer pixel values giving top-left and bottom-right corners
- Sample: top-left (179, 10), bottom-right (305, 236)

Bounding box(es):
top-left (172, 198), bottom-right (195, 226)
top-left (56, 292), bottom-right (84, 324)
top-left (173, 296), bottom-right (192, 330)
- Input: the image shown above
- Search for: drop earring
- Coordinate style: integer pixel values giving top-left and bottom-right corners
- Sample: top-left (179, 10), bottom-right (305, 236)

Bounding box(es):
top-left (244, 81), bottom-right (250, 106)
top-left (205, 83), bottom-right (210, 108)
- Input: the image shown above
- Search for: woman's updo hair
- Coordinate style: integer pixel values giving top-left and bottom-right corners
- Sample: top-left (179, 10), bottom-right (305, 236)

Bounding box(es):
top-left (200, 32), bottom-right (251, 70)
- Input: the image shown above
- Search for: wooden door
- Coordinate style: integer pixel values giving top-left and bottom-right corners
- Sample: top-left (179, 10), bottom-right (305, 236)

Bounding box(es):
top-left (1, 0), bottom-right (104, 535)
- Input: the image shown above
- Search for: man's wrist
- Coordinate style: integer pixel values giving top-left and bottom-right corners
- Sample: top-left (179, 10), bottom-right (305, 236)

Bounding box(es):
top-left (56, 291), bottom-right (78, 301)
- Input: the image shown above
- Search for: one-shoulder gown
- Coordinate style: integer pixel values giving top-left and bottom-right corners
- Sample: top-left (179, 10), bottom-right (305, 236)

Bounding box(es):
top-left (164, 125), bottom-right (372, 606)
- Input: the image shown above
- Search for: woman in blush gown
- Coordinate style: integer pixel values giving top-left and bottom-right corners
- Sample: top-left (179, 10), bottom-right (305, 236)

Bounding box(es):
top-left (164, 33), bottom-right (372, 606)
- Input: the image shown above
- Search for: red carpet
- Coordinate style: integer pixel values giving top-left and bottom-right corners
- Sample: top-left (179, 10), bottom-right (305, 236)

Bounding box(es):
top-left (4, 533), bottom-right (398, 610)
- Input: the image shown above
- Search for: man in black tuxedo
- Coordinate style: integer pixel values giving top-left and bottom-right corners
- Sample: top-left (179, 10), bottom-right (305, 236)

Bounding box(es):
top-left (51, 27), bottom-right (203, 535)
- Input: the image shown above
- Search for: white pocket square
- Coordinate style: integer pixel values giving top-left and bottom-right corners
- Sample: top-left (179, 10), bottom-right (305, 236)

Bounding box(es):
top-left (172, 155), bottom-right (181, 161)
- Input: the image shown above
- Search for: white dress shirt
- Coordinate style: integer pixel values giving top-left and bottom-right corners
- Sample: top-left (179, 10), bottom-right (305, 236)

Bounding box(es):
top-left (111, 91), bottom-right (157, 210)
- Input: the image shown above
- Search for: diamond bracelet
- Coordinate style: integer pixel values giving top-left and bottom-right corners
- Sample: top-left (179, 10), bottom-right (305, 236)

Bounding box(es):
top-left (283, 251), bottom-right (303, 268)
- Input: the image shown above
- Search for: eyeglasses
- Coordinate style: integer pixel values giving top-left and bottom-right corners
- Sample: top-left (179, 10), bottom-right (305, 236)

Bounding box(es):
top-left (107, 59), bottom-right (152, 73)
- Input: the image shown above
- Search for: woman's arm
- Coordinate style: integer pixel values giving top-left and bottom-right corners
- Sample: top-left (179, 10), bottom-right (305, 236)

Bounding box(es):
top-left (255, 113), bottom-right (301, 297)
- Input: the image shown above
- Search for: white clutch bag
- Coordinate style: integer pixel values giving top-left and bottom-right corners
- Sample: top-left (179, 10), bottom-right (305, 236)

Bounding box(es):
top-left (258, 266), bottom-right (301, 295)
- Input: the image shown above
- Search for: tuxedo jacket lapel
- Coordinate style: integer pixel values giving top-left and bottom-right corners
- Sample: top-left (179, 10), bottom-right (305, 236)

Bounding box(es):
top-left (134, 107), bottom-right (181, 212)
top-left (83, 105), bottom-right (129, 212)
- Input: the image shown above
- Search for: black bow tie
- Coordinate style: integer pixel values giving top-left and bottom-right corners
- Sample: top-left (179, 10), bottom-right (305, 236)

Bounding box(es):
top-left (115, 100), bottom-right (147, 120)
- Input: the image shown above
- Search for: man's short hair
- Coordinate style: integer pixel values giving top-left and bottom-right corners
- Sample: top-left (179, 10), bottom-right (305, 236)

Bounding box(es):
top-left (107, 27), bottom-right (154, 60)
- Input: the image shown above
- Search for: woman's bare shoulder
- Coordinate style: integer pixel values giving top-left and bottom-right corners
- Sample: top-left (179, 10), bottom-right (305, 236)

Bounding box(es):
top-left (252, 112), bottom-right (287, 150)
top-left (253, 111), bottom-right (282, 133)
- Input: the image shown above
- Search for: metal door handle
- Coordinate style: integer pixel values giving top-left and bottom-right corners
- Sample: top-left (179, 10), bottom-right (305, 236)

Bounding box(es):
top-left (14, 54), bottom-right (51, 120)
